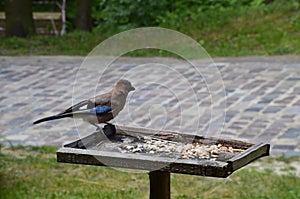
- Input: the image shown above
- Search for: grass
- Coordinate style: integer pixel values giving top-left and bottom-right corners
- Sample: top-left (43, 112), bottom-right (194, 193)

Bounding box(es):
top-left (176, 2), bottom-right (300, 57)
top-left (0, 31), bottom-right (103, 56)
top-left (0, 145), bottom-right (299, 199)
top-left (0, 1), bottom-right (300, 57)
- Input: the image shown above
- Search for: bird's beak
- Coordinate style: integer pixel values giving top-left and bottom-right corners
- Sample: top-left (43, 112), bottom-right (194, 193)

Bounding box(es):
top-left (131, 86), bottom-right (135, 91)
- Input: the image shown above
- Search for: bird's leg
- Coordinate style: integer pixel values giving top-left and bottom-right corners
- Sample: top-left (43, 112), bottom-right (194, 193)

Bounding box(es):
top-left (89, 122), bottom-right (101, 131)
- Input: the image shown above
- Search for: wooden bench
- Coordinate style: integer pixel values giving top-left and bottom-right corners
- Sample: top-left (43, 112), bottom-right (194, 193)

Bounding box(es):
top-left (0, 12), bottom-right (61, 20)
top-left (0, 11), bottom-right (63, 36)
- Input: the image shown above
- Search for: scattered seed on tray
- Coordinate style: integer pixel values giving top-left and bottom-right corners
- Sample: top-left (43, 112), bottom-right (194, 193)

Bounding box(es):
top-left (118, 136), bottom-right (244, 160)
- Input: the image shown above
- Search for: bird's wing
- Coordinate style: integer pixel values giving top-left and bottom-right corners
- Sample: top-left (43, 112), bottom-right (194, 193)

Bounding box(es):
top-left (89, 92), bottom-right (112, 108)
top-left (58, 92), bottom-right (112, 115)
top-left (34, 104), bottom-right (113, 125)
top-left (66, 104), bottom-right (112, 117)
top-left (89, 105), bottom-right (112, 115)
top-left (58, 99), bottom-right (91, 115)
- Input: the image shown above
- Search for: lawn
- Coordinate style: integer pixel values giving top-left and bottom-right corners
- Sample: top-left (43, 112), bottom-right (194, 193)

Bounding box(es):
top-left (1, 145), bottom-right (299, 199)
top-left (0, 1), bottom-right (300, 57)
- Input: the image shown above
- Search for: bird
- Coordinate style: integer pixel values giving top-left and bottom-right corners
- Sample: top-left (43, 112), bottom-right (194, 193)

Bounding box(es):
top-left (33, 79), bottom-right (135, 132)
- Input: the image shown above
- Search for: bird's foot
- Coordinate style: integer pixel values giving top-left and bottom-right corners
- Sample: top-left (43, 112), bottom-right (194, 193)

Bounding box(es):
top-left (103, 123), bottom-right (116, 137)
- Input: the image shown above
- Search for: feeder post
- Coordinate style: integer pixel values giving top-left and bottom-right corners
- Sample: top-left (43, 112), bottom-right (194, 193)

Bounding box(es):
top-left (149, 171), bottom-right (170, 199)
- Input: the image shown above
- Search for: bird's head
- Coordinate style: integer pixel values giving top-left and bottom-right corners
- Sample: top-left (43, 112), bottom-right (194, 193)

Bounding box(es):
top-left (115, 79), bottom-right (135, 93)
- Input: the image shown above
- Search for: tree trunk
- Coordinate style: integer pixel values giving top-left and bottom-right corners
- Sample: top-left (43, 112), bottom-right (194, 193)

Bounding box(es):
top-left (76, 0), bottom-right (92, 31)
top-left (4, 0), bottom-right (35, 37)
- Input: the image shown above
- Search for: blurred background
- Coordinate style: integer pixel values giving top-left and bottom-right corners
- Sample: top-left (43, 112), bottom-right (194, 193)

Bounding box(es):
top-left (0, 0), bottom-right (299, 56)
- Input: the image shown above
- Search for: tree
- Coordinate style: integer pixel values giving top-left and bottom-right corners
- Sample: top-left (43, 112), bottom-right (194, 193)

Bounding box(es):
top-left (76, 0), bottom-right (92, 31)
top-left (4, 0), bottom-right (35, 37)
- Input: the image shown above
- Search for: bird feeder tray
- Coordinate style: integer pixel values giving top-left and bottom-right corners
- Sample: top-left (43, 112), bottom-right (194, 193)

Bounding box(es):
top-left (57, 125), bottom-right (270, 178)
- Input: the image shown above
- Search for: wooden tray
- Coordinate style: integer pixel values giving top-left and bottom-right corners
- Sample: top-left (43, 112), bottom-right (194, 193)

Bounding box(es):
top-left (57, 125), bottom-right (270, 178)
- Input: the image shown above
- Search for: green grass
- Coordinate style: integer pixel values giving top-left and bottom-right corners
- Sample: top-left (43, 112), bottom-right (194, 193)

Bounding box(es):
top-left (1, 146), bottom-right (299, 199)
top-left (0, 31), bottom-right (104, 56)
top-left (176, 1), bottom-right (300, 57)
top-left (0, 1), bottom-right (300, 57)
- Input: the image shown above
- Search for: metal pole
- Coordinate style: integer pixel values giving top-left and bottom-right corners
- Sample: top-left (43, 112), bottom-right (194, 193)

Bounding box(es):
top-left (149, 171), bottom-right (170, 199)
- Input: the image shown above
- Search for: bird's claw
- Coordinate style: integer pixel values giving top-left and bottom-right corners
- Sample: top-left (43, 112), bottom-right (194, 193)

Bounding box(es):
top-left (103, 123), bottom-right (116, 137)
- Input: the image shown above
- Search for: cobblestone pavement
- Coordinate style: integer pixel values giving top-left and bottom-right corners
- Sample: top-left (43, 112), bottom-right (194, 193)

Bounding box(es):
top-left (1, 56), bottom-right (300, 156)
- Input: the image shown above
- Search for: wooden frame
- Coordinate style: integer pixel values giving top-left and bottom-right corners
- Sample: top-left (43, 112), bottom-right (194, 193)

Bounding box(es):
top-left (57, 125), bottom-right (270, 178)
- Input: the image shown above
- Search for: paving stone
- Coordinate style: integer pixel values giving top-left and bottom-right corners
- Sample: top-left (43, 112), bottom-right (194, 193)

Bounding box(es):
top-left (245, 107), bottom-right (263, 112)
top-left (272, 145), bottom-right (296, 150)
top-left (287, 77), bottom-right (300, 81)
top-left (263, 106), bottom-right (285, 113)
top-left (284, 151), bottom-right (300, 157)
top-left (228, 125), bottom-right (243, 130)
top-left (258, 99), bottom-right (272, 104)
top-left (255, 133), bottom-right (276, 143)
top-left (0, 56), bottom-right (300, 157)
top-left (280, 128), bottom-right (300, 138)
top-left (283, 107), bottom-right (300, 114)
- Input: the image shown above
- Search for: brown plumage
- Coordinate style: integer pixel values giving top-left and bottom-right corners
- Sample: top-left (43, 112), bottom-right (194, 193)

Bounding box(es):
top-left (33, 79), bottom-right (135, 126)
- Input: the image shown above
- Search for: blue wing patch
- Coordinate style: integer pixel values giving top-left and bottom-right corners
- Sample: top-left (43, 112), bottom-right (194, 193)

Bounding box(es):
top-left (90, 105), bottom-right (112, 115)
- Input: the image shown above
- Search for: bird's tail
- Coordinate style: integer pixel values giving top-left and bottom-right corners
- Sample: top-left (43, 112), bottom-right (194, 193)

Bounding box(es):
top-left (33, 113), bottom-right (73, 124)
top-left (33, 109), bottom-right (97, 125)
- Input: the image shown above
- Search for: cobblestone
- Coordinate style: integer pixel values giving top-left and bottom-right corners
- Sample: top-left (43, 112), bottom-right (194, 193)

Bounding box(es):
top-left (0, 55), bottom-right (300, 157)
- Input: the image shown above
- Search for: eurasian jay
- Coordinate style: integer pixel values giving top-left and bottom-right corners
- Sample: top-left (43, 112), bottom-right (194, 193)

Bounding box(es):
top-left (33, 79), bottom-right (135, 131)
